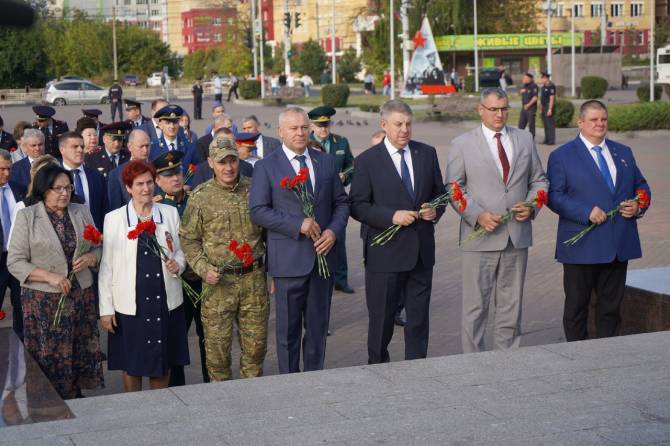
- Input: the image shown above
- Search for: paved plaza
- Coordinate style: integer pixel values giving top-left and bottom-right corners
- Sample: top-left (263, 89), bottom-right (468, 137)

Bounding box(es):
top-left (0, 99), bottom-right (668, 394)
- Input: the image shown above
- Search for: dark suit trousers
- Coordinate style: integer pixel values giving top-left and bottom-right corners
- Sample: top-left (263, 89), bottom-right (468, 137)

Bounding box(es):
top-left (0, 252), bottom-right (22, 339)
top-left (518, 109), bottom-right (536, 138)
top-left (334, 232), bottom-right (348, 286)
top-left (193, 97), bottom-right (202, 120)
top-left (366, 260), bottom-right (432, 364)
top-left (563, 261), bottom-right (628, 342)
top-left (274, 270), bottom-right (334, 373)
top-left (170, 280), bottom-right (208, 386)
top-left (110, 100), bottom-right (123, 122)
top-left (541, 107), bottom-right (555, 144)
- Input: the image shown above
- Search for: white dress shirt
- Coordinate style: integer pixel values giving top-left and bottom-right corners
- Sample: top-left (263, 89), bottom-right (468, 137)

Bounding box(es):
top-left (63, 162), bottom-right (90, 206)
top-left (256, 135), bottom-right (265, 158)
top-left (579, 133), bottom-right (617, 186)
top-left (481, 124), bottom-right (514, 180)
top-left (384, 136), bottom-right (415, 189)
top-left (1, 184), bottom-right (17, 251)
top-left (152, 119), bottom-right (163, 140)
top-left (164, 137), bottom-right (177, 151)
top-left (282, 144), bottom-right (316, 192)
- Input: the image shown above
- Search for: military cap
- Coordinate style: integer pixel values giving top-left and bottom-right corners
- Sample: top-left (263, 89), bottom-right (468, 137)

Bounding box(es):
top-left (124, 99), bottom-right (142, 110)
top-left (76, 117), bottom-right (97, 133)
top-left (100, 121), bottom-right (132, 138)
top-left (153, 150), bottom-right (184, 176)
top-left (235, 132), bottom-right (260, 148)
top-left (209, 136), bottom-right (239, 161)
top-left (82, 108), bottom-right (102, 118)
top-left (153, 104), bottom-right (184, 121)
top-left (33, 105), bottom-right (56, 120)
top-left (307, 106), bottom-right (336, 127)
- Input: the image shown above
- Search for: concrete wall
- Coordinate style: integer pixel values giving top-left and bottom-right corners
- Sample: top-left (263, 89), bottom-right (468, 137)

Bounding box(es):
top-left (552, 52), bottom-right (623, 90)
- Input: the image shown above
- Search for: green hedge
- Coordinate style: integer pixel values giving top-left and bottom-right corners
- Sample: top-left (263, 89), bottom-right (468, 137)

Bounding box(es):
top-left (321, 84), bottom-right (350, 107)
top-left (554, 99), bottom-right (575, 128)
top-left (608, 102), bottom-right (670, 131)
top-left (464, 75), bottom-right (475, 93)
top-left (359, 104), bottom-right (380, 113)
top-left (636, 85), bottom-right (663, 102)
top-left (239, 80), bottom-right (261, 99)
top-left (580, 76), bottom-right (608, 99)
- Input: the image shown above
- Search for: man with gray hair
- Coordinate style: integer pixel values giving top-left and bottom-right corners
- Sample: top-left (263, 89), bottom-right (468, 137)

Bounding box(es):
top-left (241, 115), bottom-right (281, 159)
top-left (446, 87), bottom-right (548, 353)
top-left (9, 128), bottom-right (45, 189)
top-left (107, 129), bottom-right (151, 210)
top-left (249, 107), bottom-right (349, 373)
top-left (350, 99), bottom-right (446, 364)
top-left (197, 114), bottom-right (235, 162)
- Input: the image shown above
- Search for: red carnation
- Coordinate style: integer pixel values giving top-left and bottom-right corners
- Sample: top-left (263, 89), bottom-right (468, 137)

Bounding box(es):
top-left (636, 189), bottom-right (650, 209)
top-left (243, 256), bottom-right (253, 267)
top-left (142, 220), bottom-right (157, 236)
top-left (188, 163), bottom-right (197, 174)
top-left (458, 199), bottom-right (467, 213)
top-left (535, 190), bottom-right (548, 209)
top-left (0, 310), bottom-right (6, 321)
top-left (289, 177), bottom-right (299, 188)
top-left (83, 224), bottom-right (102, 246)
top-left (127, 228), bottom-right (140, 240)
top-left (280, 176), bottom-right (289, 189)
top-left (228, 239), bottom-right (238, 252)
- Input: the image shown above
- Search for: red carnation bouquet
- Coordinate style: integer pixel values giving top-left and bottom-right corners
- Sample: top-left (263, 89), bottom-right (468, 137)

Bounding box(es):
top-left (563, 188), bottom-right (650, 246)
top-left (371, 182), bottom-right (467, 246)
top-left (184, 163), bottom-right (197, 184)
top-left (127, 220), bottom-right (201, 306)
top-left (53, 224), bottom-right (102, 327)
top-left (465, 190), bottom-right (548, 243)
top-left (280, 167), bottom-right (329, 278)
top-left (200, 239), bottom-right (257, 301)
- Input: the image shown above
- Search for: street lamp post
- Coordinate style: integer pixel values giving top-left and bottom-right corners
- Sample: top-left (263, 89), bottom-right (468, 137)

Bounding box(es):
top-left (543, 0), bottom-right (556, 76)
top-left (571, 0), bottom-right (576, 97)
top-left (474, 0), bottom-right (479, 92)
top-left (650, 0), bottom-right (655, 102)
top-left (390, 0), bottom-right (395, 99)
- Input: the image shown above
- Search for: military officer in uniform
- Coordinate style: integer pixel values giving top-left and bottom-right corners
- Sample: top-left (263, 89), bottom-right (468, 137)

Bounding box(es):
top-left (518, 72), bottom-right (539, 139)
top-left (192, 79), bottom-right (204, 120)
top-left (235, 132), bottom-right (261, 166)
top-left (540, 71), bottom-right (556, 145)
top-left (149, 104), bottom-right (198, 169)
top-left (151, 151), bottom-right (209, 386)
top-left (180, 137), bottom-right (269, 382)
top-left (308, 106), bottom-right (355, 294)
top-left (32, 105), bottom-right (69, 158)
top-left (125, 99), bottom-right (150, 128)
top-left (85, 121), bottom-right (131, 178)
top-left (108, 79), bottom-right (123, 121)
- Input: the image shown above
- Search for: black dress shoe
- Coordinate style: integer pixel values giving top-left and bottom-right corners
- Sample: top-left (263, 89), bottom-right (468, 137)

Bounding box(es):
top-left (327, 330), bottom-right (332, 336)
top-left (334, 283), bottom-right (355, 294)
top-left (394, 312), bottom-right (406, 327)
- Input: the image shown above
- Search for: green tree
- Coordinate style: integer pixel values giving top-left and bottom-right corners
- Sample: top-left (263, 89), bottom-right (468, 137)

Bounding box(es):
top-left (295, 39), bottom-right (327, 79)
top-left (0, 25), bottom-right (48, 87)
top-left (337, 47), bottom-right (361, 83)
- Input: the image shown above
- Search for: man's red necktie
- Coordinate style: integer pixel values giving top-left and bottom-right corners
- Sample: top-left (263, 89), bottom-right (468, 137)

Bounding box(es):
top-left (494, 132), bottom-right (510, 184)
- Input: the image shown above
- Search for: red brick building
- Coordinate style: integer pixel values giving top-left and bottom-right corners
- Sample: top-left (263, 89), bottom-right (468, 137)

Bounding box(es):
top-left (181, 8), bottom-right (237, 54)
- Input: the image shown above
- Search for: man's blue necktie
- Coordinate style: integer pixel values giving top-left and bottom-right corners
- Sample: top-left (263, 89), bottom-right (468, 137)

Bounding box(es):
top-left (592, 146), bottom-right (615, 193)
top-left (398, 149), bottom-right (415, 201)
top-left (73, 169), bottom-right (85, 202)
top-left (1, 186), bottom-right (11, 251)
top-left (295, 155), bottom-right (314, 195)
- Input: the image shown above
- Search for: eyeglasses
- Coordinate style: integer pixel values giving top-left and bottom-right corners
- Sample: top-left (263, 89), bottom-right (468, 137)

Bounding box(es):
top-left (51, 185), bottom-right (74, 194)
top-left (481, 105), bottom-right (510, 113)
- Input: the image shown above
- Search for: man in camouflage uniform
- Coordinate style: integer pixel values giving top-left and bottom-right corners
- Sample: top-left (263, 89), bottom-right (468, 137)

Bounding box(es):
top-left (152, 150), bottom-right (208, 385)
top-left (180, 137), bottom-right (269, 381)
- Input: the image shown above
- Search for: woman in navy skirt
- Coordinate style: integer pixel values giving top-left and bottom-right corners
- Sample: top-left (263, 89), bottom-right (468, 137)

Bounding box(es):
top-left (98, 160), bottom-right (189, 391)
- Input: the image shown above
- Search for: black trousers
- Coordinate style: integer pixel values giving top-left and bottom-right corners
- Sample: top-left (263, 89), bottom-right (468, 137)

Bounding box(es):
top-left (110, 100), bottom-right (123, 121)
top-left (0, 252), bottom-right (22, 339)
top-left (365, 261), bottom-right (432, 364)
top-left (193, 97), bottom-right (202, 120)
top-left (562, 261), bottom-right (628, 342)
top-left (518, 109), bottom-right (536, 138)
top-left (169, 281), bottom-right (208, 386)
top-left (214, 93), bottom-right (222, 104)
top-left (227, 85), bottom-right (239, 101)
top-left (541, 106), bottom-right (555, 144)
top-left (334, 232), bottom-right (348, 287)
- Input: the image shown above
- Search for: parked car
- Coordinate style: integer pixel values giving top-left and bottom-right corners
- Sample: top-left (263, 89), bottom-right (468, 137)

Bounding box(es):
top-left (479, 69), bottom-right (502, 88)
top-left (146, 72), bottom-right (171, 87)
top-left (44, 80), bottom-right (109, 106)
top-left (123, 74), bottom-right (139, 86)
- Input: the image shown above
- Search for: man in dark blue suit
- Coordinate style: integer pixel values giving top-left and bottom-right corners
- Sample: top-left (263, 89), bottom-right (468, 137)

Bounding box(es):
top-left (58, 132), bottom-right (108, 230)
top-left (350, 100), bottom-right (446, 364)
top-left (8, 128), bottom-right (45, 189)
top-left (148, 105), bottom-right (198, 168)
top-left (139, 99), bottom-right (168, 143)
top-left (0, 149), bottom-right (26, 339)
top-left (547, 100), bottom-right (651, 341)
top-left (249, 107), bottom-right (349, 374)
top-left (107, 129), bottom-right (151, 210)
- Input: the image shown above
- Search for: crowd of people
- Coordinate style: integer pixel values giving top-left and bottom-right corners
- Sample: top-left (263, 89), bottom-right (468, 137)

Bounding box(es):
top-left (0, 89), bottom-right (650, 401)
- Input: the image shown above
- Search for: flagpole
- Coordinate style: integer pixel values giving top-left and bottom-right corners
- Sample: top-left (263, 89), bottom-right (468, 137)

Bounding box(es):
top-left (390, 0), bottom-right (395, 100)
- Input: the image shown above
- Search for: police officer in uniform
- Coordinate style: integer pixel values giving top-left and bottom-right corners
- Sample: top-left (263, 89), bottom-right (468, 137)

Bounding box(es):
top-left (32, 105), bottom-right (69, 159)
top-left (85, 121), bottom-right (131, 178)
top-left (540, 71), bottom-right (556, 145)
top-left (308, 106), bottom-right (355, 294)
top-left (192, 79), bottom-right (204, 120)
top-left (125, 99), bottom-right (151, 128)
top-left (149, 105), bottom-right (198, 169)
top-left (151, 151), bottom-right (209, 386)
top-left (108, 79), bottom-right (123, 121)
top-left (518, 72), bottom-right (539, 139)
top-left (180, 137), bottom-right (269, 381)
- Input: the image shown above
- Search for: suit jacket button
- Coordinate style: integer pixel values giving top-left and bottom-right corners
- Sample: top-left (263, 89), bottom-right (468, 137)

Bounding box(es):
top-left (504, 188), bottom-right (509, 193)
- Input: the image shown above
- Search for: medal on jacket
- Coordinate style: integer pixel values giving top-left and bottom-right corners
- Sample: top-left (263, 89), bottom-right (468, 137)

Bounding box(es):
top-left (165, 231), bottom-right (174, 253)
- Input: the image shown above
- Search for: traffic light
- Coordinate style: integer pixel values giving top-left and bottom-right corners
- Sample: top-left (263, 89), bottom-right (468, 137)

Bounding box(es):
top-left (287, 49), bottom-right (294, 57)
top-left (294, 12), bottom-right (301, 28)
top-left (283, 12), bottom-right (291, 30)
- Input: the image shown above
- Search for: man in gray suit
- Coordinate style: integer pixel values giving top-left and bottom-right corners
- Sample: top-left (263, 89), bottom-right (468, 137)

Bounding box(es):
top-left (241, 115), bottom-right (281, 159)
top-left (446, 87), bottom-right (548, 353)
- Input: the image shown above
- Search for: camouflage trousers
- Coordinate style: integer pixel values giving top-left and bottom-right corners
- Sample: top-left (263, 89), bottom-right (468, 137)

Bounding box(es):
top-left (201, 268), bottom-right (269, 381)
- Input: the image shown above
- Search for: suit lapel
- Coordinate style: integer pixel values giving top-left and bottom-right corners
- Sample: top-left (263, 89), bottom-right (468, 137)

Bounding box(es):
top-left (506, 126), bottom-right (522, 182)
top-left (409, 142), bottom-right (422, 205)
top-left (308, 148), bottom-right (324, 203)
top-left (573, 137), bottom-right (613, 196)
top-left (36, 202), bottom-right (66, 260)
top-left (69, 205), bottom-right (85, 256)
top-left (608, 139), bottom-right (626, 195)
top-left (377, 143), bottom-right (414, 204)
top-left (476, 127), bottom-right (503, 182)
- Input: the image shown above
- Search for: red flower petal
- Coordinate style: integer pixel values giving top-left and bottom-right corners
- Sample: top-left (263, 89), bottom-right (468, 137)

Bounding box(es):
top-left (280, 177), bottom-right (289, 189)
top-left (0, 310), bottom-right (6, 321)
